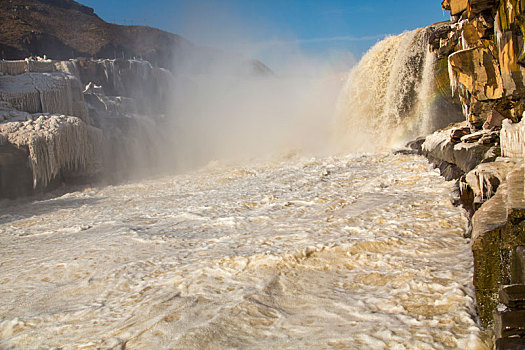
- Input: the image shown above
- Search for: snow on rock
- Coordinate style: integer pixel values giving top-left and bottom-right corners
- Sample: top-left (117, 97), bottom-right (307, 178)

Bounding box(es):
top-left (0, 114), bottom-right (102, 188)
top-left (0, 60), bottom-right (28, 76)
top-left (0, 71), bottom-right (89, 122)
top-left (0, 58), bottom-right (56, 76)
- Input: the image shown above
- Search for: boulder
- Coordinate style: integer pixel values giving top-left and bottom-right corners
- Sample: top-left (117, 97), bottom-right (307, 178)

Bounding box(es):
top-left (423, 127), bottom-right (498, 176)
top-left (449, 47), bottom-right (504, 101)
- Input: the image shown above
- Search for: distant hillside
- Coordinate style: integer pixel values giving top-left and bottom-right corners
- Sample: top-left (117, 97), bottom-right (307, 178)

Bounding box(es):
top-left (0, 0), bottom-right (272, 74)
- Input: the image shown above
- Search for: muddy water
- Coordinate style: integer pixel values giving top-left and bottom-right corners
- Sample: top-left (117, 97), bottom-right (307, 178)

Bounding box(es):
top-left (0, 153), bottom-right (489, 349)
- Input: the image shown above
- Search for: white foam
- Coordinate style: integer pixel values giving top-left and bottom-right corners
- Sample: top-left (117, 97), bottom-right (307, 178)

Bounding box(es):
top-left (0, 153), bottom-right (489, 349)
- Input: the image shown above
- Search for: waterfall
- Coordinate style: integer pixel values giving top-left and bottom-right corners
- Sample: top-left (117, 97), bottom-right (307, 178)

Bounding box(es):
top-left (336, 26), bottom-right (463, 151)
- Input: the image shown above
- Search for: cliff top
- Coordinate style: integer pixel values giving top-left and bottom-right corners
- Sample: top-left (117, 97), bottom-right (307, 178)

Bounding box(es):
top-left (0, 0), bottom-right (191, 69)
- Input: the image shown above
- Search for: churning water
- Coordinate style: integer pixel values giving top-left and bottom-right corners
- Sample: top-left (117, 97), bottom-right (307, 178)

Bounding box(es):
top-left (0, 153), bottom-right (489, 349)
top-left (0, 25), bottom-right (488, 349)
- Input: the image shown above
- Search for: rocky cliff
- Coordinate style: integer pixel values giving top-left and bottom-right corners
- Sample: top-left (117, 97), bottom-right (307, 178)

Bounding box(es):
top-left (0, 0), bottom-right (272, 75)
top-left (423, 0), bottom-right (525, 343)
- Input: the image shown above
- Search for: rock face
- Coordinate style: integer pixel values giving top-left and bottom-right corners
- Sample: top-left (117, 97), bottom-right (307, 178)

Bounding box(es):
top-left (422, 123), bottom-right (500, 180)
top-left (432, 0), bottom-right (525, 129)
top-left (471, 167), bottom-right (525, 325)
top-left (428, 1), bottom-right (525, 337)
top-left (448, 47), bottom-right (503, 101)
top-left (0, 112), bottom-right (101, 188)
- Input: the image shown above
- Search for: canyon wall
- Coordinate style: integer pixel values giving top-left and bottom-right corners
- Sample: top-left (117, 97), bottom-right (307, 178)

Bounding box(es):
top-left (428, 1), bottom-right (525, 339)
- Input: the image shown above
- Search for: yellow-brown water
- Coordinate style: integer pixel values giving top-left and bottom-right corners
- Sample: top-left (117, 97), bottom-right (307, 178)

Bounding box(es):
top-left (0, 153), bottom-right (490, 349)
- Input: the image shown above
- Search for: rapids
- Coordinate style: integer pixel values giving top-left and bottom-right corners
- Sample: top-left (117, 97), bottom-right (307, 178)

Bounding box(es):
top-left (0, 153), bottom-right (490, 349)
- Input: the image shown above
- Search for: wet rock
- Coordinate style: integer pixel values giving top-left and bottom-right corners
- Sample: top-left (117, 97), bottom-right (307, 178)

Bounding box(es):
top-left (494, 309), bottom-right (525, 338)
top-left (514, 246), bottom-right (525, 284)
top-left (495, 337), bottom-right (525, 350)
top-left (464, 159), bottom-right (515, 204)
top-left (500, 285), bottom-right (525, 309)
top-left (423, 127), bottom-right (498, 180)
top-left (450, 126), bottom-right (471, 142)
top-left (461, 130), bottom-right (485, 143)
top-left (471, 168), bottom-right (525, 326)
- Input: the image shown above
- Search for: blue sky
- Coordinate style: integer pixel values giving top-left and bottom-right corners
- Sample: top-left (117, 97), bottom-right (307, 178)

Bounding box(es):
top-left (80, 0), bottom-right (448, 72)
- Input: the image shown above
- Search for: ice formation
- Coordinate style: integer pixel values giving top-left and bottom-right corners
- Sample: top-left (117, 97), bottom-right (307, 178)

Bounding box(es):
top-left (0, 114), bottom-right (102, 188)
top-left (0, 71), bottom-right (88, 122)
top-left (501, 118), bottom-right (525, 160)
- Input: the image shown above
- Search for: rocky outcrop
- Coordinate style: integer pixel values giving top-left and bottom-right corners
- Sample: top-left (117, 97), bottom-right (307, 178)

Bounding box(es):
top-left (427, 1), bottom-right (525, 339)
top-left (421, 123), bottom-right (500, 180)
top-left (0, 56), bottom-right (174, 195)
top-left (471, 167), bottom-right (525, 326)
top-left (448, 47), bottom-right (503, 101)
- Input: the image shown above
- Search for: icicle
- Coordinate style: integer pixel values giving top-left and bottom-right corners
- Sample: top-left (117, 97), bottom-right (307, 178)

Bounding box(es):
top-left (0, 114), bottom-right (100, 188)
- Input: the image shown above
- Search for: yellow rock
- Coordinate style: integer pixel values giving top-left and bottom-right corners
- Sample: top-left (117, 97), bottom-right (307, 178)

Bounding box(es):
top-left (449, 47), bottom-right (504, 100)
top-left (450, 0), bottom-right (468, 15)
top-left (497, 29), bottom-right (525, 95)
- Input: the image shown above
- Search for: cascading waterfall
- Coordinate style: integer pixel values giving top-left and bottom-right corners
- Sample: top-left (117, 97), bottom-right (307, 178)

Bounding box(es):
top-left (336, 26), bottom-right (462, 151)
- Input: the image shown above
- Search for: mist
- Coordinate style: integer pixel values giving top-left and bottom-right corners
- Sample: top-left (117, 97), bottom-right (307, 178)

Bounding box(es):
top-left (158, 5), bottom-right (351, 171)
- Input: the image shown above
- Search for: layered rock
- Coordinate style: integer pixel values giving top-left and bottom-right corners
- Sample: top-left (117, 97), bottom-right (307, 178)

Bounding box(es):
top-left (429, 1), bottom-right (525, 336)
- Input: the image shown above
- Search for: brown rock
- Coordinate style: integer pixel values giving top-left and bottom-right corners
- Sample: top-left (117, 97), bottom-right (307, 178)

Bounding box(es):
top-left (514, 246), bottom-right (525, 284)
top-left (461, 22), bottom-right (483, 49)
top-left (500, 285), bottom-right (525, 309)
top-left (0, 143), bottom-right (32, 199)
top-left (494, 309), bottom-right (525, 338)
top-left (461, 130), bottom-right (485, 143)
top-left (496, 29), bottom-right (525, 96)
top-left (449, 47), bottom-right (504, 101)
top-left (495, 337), bottom-right (525, 350)
top-left (467, 0), bottom-right (499, 17)
top-left (484, 110), bottom-right (507, 130)
top-left (450, 126), bottom-right (471, 142)
top-left (472, 168), bottom-right (525, 326)
top-left (450, 0), bottom-right (468, 15)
